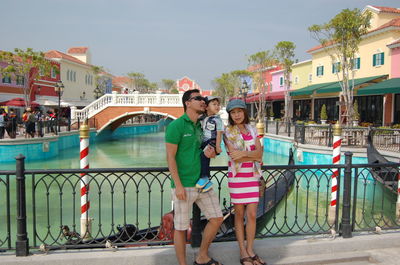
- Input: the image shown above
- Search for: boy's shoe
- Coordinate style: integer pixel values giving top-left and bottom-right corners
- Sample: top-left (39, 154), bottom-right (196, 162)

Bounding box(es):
top-left (201, 181), bottom-right (213, 193)
top-left (196, 177), bottom-right (210, 189)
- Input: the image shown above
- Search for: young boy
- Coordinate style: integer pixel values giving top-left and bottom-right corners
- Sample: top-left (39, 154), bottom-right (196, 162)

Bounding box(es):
top-left (196, 96), bottom-right (224, 192)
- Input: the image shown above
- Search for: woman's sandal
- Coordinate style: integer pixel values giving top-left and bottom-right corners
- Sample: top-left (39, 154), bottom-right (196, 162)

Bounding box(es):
top-left (240, 256), bottom-right (254, 265)
top-left (251, 254), bottom-right (267, 265)
top-left (193, 257), bottom-right (222, 265)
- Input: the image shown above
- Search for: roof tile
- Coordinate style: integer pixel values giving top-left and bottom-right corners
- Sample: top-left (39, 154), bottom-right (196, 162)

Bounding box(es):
top-left (67, 47), bottom-right (88, 54)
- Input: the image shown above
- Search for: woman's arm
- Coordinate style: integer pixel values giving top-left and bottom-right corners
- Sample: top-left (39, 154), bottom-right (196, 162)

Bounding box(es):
top-left (229, 136), bottom-right (263, 162)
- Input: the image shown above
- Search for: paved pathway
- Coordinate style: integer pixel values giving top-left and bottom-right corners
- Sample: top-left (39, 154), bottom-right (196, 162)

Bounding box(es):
top-left (1, 232), bottom-right (400, 264)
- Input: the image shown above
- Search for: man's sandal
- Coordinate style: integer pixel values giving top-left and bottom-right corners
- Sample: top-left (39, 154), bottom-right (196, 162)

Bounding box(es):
top-left (240, 256), bottom-right (254, 265)
top-left (193, 257), bottom-right (222, 265)
top-left (251, 254), bottom-right (267, 265)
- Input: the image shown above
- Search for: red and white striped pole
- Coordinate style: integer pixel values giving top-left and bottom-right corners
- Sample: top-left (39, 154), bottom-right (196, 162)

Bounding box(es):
top-left (328, 123), bottom-right (342, 225)
top-left (80, 120), bottom-right (92, 240)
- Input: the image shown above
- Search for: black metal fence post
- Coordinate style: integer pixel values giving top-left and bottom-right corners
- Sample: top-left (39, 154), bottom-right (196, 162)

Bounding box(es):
top-left (191, 204), bottom-right (202, 248)
top-left (300, 124), bottom-right (305, 144)
top-left (275, 120), bottom-right (279, 135)
top-left (15, 154), bottom-right (29, 256)
top-left (288, 121), bottom-right (291, 137)
top-left (328, 124), bottom-right (333, 147)
top-left (341, 152), bottom-right (353, 238)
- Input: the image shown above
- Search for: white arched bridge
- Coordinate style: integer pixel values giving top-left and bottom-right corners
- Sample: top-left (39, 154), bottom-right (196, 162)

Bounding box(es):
top-left (71, 92), bottom-right (184, 132)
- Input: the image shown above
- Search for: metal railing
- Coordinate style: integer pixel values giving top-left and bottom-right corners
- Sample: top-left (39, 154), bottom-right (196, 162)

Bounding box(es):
top-left (1, 154), bottom-right (399, 255)
top-left (294, 125), bottom-right (400, 151)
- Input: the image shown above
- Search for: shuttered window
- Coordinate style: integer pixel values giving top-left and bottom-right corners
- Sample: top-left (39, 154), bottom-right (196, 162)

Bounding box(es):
top-left (373, 52), bottom-right (384, 66)
top-left (316, 66), bottom-right (324, 76)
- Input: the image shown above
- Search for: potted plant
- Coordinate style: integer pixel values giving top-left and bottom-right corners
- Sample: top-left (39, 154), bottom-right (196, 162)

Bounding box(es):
top-left (320, 104), bottom-right (328, 124)
top-left (269, 108), bottom-right (274, 121)
top-left (352, 100), bottom-right (360, 126)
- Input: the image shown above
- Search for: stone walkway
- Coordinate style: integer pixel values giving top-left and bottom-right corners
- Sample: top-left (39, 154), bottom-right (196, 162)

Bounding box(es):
top-left (1, 232), bottom-right (400, 264)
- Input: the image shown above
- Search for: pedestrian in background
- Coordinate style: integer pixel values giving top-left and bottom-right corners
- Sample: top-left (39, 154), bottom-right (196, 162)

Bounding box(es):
top-left (25, 108), bottom-right (36, 138)
top-left (6, 108), bottom-right (17, 139)
top-left (0, 108), bottom-right (6, 139)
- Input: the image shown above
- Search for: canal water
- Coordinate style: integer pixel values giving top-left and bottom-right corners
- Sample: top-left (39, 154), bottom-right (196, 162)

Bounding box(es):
top-left (0, 130), bottom-right (398, 247)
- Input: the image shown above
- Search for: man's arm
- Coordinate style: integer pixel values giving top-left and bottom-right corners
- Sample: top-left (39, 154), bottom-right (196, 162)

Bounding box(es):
top-left (215, 131), bottom-right (223, 154)
top-left (166, 142), bottom-right (186, 200)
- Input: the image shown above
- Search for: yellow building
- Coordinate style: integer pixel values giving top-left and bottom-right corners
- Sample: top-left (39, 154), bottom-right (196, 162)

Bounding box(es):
top-left (291, 5), bottom-right (400, 125)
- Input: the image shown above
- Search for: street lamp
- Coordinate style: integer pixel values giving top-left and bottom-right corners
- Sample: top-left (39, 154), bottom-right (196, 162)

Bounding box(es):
top-left (240, 80), bottom-right (249, 101)
top-left (54, 81), bottom-right (64, 133)
top-left (93, 85), bottom-right (103, 99)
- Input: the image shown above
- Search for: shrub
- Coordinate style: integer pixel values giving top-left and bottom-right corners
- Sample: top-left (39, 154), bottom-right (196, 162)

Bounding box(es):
top-left (320, 104), bottom-right (328, 120)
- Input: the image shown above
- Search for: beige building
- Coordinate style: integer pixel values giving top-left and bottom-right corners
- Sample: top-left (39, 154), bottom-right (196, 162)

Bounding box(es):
top-left (45, 47), bottom-right (96, 107)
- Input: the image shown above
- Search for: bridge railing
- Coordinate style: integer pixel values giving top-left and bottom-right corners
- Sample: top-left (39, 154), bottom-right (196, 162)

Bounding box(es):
top-left (71, 92), bottom-right (182, 122)
top-left (2, 153), bottom-right (400, 255)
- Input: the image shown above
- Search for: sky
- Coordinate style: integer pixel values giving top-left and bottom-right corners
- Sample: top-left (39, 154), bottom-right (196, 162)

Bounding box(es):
top-left (1, 0), bottom-right (399, 90)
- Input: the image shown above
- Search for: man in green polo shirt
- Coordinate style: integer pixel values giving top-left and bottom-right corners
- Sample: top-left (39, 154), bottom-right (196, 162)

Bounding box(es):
top-left (165, 89), bottom-right (223, 265)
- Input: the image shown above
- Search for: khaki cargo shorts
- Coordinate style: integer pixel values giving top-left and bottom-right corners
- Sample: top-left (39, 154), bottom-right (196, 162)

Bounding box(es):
top-left (172, 187), bottom-right (223, 231)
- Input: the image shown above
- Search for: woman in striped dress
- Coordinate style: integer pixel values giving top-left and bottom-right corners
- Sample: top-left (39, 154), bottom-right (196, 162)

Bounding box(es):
top-left (224, 99), bottom-right (266, 265)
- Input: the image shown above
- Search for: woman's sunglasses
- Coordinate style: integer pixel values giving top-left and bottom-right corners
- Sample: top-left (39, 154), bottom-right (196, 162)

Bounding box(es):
top-left (189, 96), bottom-right (205, 101)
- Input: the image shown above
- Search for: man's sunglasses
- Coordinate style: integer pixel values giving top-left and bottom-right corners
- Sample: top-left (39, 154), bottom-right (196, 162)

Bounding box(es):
top-left (189, 96), bottom-right (205, 101)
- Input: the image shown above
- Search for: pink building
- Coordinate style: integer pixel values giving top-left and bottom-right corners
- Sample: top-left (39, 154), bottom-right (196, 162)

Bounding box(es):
top-left (388, 39), bottom-right (400, 78)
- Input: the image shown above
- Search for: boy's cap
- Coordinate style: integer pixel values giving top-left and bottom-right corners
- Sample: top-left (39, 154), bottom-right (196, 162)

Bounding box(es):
top-left (226, 99), bottom-right (246, 112)
top-left (205, 96), bottom-right (220, 105)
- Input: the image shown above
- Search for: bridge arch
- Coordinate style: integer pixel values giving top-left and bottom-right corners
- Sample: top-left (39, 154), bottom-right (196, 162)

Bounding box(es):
top-left (97, 110), bottom-right (179, 133)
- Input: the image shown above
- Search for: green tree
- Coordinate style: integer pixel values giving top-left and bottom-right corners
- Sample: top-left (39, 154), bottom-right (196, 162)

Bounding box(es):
top-left (0, 48), bottom-right (55, 107)
top-left (92, 65), bottom-right (106, 96)
top-left (212, 70), bottom-right (253, 106)
top-left (161, 79), bottom-right (177, 93)
top-left (309, 8), bottom-right (371, 124)
top-left (212, 72), bottom-right (238, 106)
top-left (248, 50), bottom-right (277, 122)
top-left (126, 72), bottom-right (157, 93)
top-left (275, 41), bottom-right (296, 122)
top-left (127, 72), bottom-right (145, 92)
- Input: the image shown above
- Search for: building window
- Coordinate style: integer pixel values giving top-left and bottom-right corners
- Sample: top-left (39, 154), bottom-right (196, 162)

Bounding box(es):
top-left (67, 70), bottom-right (70, 81)
top-left (332, 62), bottom-right (340, 74)
top-left (352, 58), bottom-right (361, 70)
top-left (51, 67), bottom-right (57, 79)
top-left (316, 66), bottom-right (324, 77)
top-left (279, 76), bottom-right (284, 86)
top-left (85, 75), bottom-right (88, 85)
top-left (294, 76), bottom-right (299, 84)
top-left (2, 75), bottom-right (11, 84)
top-left (73, 72), bottom-right (76, 82)
top-left (308, 73), bottom-right (312, 82)
top-left (373, 52), bottom-right (384, 67)
top-left (16, 75), bottom-right (25, 85)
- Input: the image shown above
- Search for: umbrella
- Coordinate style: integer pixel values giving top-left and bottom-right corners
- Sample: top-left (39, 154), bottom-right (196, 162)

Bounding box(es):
top-left (0, 97), bottom-right (39, 108)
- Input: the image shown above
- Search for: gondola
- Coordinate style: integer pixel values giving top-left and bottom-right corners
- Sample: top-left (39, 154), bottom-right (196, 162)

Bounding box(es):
top-left (61, 148), bottom-right (295, 247)
top-left (366, 131), bottom-right (399, 195)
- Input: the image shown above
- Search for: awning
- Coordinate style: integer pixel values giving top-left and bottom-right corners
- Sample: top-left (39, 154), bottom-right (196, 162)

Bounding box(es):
top-left (246, 90), bottom-right (285, 102)
top-left (316, 75), bottom-right (387, 94)
top-left (266, 90), bottom-right (285, 100)
top-left (357, 78), bottom-right (400, 96)
top-left (290, 82), bottom-right (336, 97)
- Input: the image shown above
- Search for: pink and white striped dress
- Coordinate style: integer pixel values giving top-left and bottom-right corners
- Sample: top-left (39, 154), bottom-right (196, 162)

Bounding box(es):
top-left (227, 132), bottom-right (260, 204)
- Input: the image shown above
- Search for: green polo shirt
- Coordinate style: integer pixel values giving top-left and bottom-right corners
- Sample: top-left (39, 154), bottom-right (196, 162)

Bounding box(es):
top-left (165, 113), bottom-right (202, 188)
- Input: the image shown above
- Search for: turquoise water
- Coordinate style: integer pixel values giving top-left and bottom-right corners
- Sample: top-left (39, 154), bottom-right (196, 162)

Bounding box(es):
top-left (0, 129), bottom-right (397, 248)
top-left (0, 131), bottom-right (289, 170)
